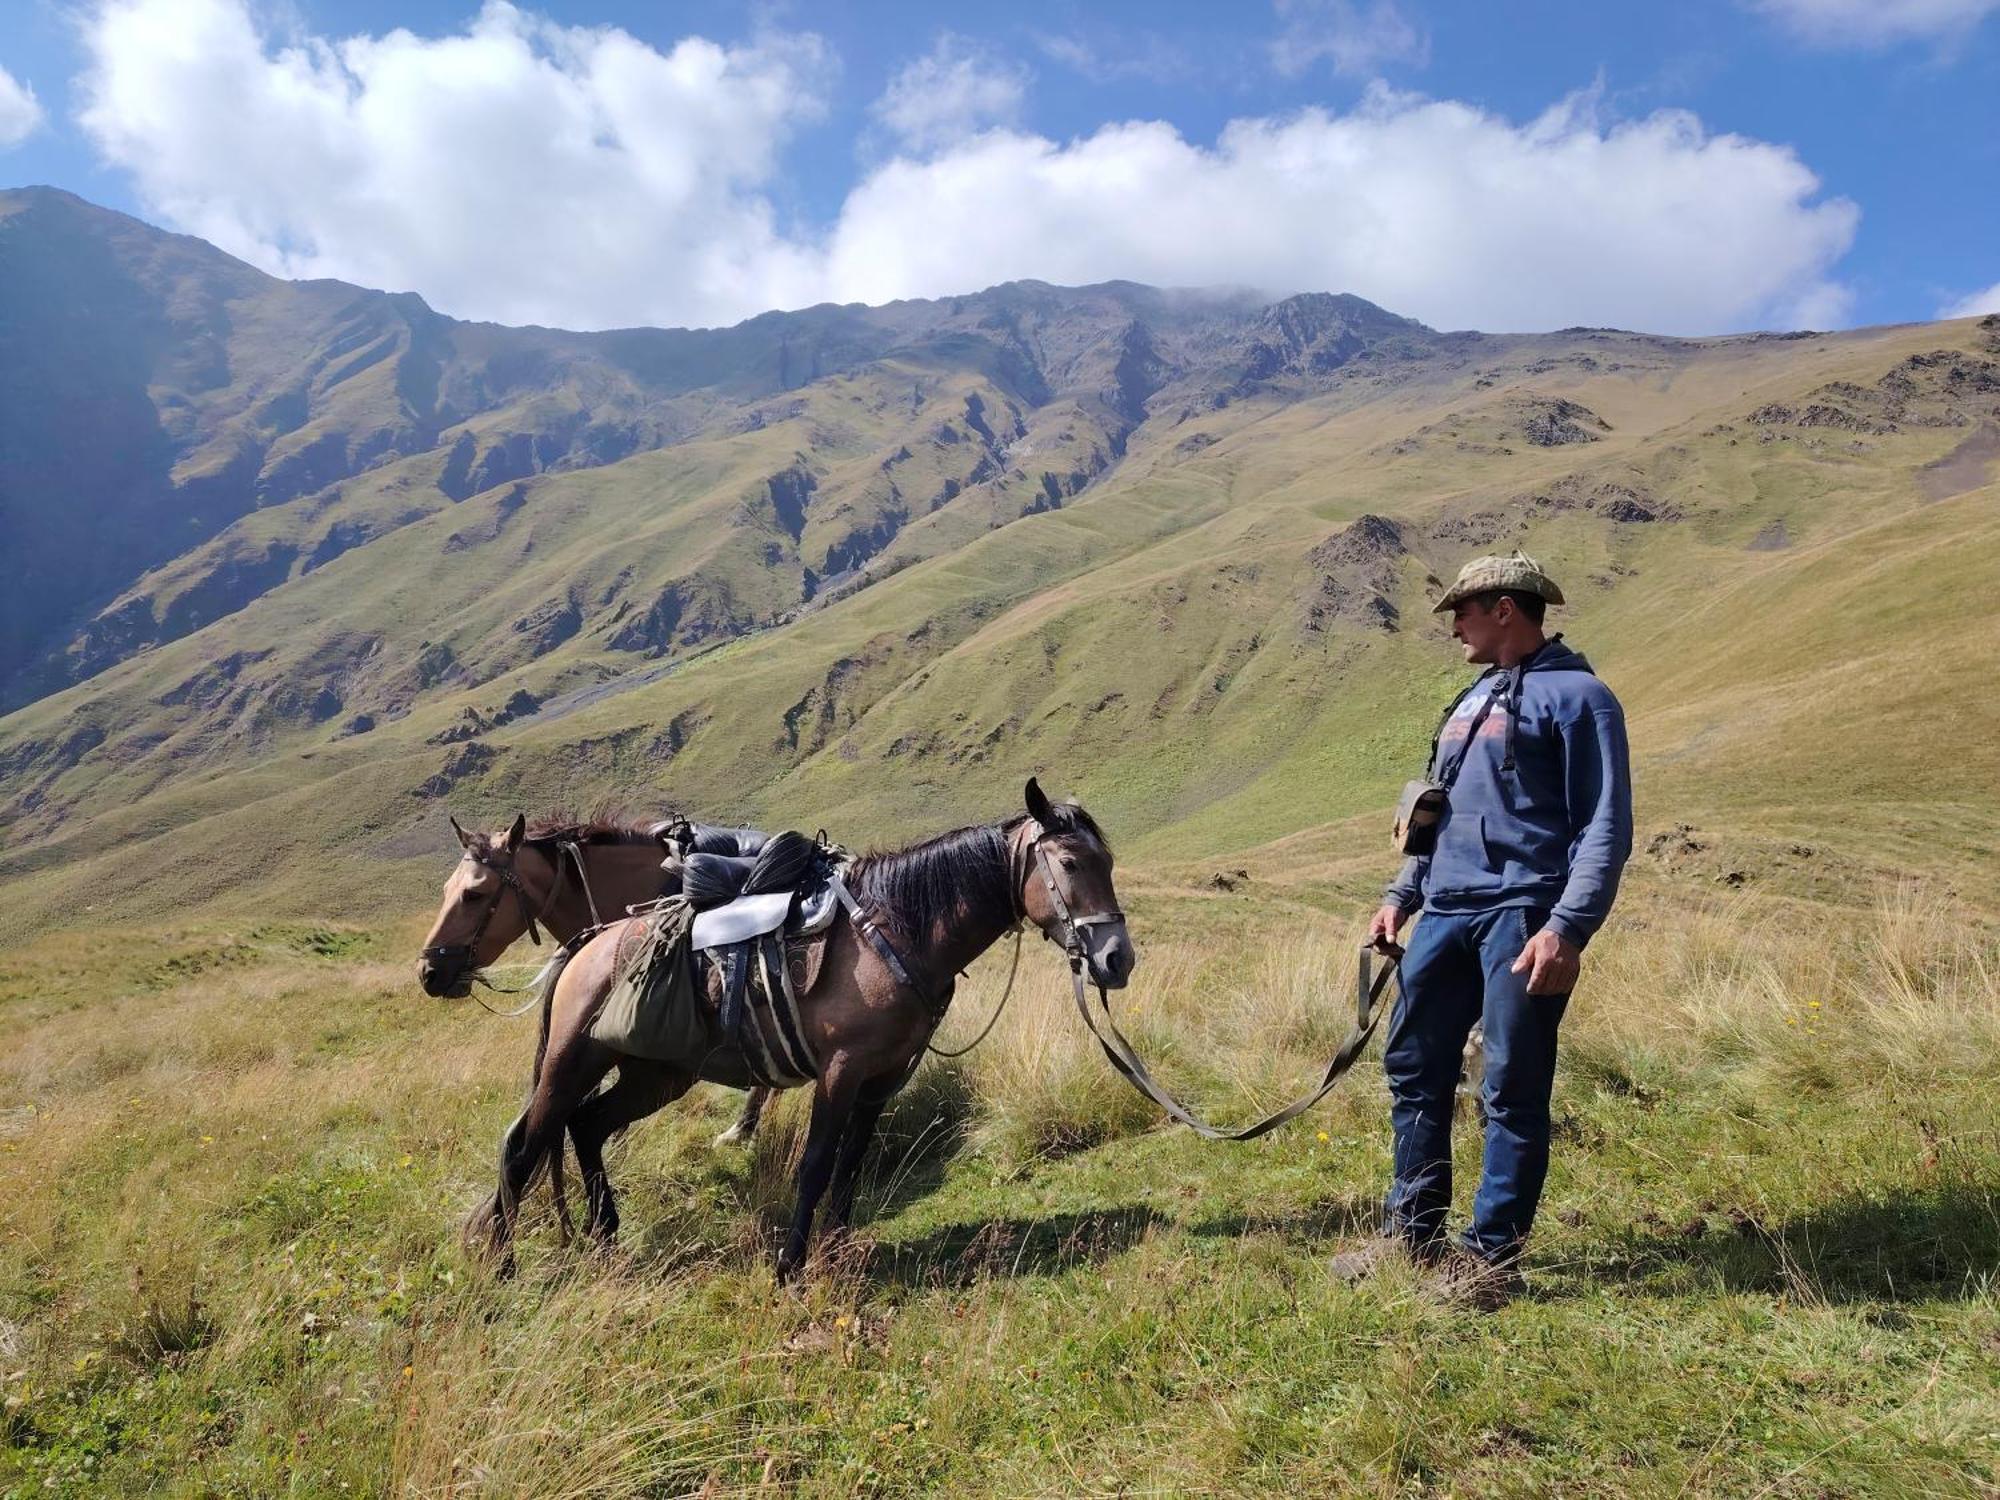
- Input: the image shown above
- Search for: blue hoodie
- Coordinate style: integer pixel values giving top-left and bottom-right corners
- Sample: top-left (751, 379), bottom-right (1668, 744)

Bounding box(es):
top-left (1384, 638), bottom-right (1632, 947)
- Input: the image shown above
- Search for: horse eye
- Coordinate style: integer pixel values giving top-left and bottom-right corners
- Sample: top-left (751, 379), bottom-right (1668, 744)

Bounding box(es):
top-left (1060, 855), bottom-right (1079, 872)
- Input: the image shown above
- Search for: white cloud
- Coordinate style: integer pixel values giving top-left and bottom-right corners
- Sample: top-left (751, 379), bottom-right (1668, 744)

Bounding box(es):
top-left (1271, 0), bottom-right (1428, 77)
top-left (1941, 281), bottom-right (2000, 317)
top-left (76, 2), bottom-right (1860, 337)
top-left (0, 62), bottom-right (45, 148)
top-left (1750, 0), bottom-right (2000, 45)
top-left (824, 89), bottom-right (1858, 336)
top-left (872, 35), bottom-right (1028, 154)
top-left (1033, 30), bottom-right (1199, 85)
top-left (76, 0), bottom-right (831, 329)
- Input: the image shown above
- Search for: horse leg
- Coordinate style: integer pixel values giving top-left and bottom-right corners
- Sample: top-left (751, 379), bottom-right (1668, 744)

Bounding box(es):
top-left (465, 1033), bottom-right (613, 1272)
top-left (569, 1060), bottom-right (693, 1245)
top-left (823, 1080), bottom-right (896, 1233)
top-left (776, 1078), bottom-right (858, 1283)
top-left (713, 1086), bottom-right (770, 1148)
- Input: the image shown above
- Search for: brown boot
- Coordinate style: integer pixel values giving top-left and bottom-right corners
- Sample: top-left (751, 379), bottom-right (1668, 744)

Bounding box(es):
top-left (1328, 1234), bottom-right (1425, 1283)
top-left (1427, 1245), bottom-right (1526, 1311)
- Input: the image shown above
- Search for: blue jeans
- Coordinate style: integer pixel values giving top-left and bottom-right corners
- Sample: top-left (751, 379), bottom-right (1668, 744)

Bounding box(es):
top-left (1382, 906), bottom-right (1570, 1263)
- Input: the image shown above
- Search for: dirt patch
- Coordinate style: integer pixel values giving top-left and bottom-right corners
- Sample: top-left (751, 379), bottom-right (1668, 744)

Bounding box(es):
top-left (1918, 422), bottom-right (2000, 502)
top-left (1748, 518), bottom-right (1791, 551)
top-left (1302, 514), bottom-right (1408, 633)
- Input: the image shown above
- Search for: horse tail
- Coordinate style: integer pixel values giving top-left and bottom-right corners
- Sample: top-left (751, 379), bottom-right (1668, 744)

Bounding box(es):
top-left (529, 940), bottom-right (575, 1093)
top-left (546, 1131), bottom-right (574, 1242)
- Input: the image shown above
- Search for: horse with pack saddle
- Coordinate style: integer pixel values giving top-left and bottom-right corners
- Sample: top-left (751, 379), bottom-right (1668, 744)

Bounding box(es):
top-left (417, 779), bottom-right (1134, 1280)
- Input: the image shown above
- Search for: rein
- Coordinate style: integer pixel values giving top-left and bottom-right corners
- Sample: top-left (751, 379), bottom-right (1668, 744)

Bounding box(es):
top-left (828, 819), bottom-right (1076, 1058)
top-left (468, 945), bottom-right (573, 1017)
top-left (925, 926), bottom-right (1023, 1059)
top-left (1018, 823), bottom-right (1398, 1139)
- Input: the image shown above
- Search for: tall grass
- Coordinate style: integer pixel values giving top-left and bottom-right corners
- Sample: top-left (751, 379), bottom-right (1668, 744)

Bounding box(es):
top-left (2, 886), bottom-right (1996, 1494)
top-left (1575, 885), bottom-right (2000, 1097)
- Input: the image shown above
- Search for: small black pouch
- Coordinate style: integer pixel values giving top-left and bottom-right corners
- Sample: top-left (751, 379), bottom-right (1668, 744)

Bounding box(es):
top-left (1393, 780), bottom-right (1449, 855)
top-left (1391, 675), bottom-right (1506, 854)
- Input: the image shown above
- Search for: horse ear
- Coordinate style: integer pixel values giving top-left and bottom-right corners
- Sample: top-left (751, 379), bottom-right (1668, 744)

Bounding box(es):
top-left (504, 813), bottom-right (526, 853)
top-left (450, 814), bottom-right (473, 850)
top-left (1024, 777), bottom-right (1056, 827)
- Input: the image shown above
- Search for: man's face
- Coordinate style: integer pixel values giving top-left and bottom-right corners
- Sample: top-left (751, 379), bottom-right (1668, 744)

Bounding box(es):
top-left (1450, 597), bottom-right (1506, 663)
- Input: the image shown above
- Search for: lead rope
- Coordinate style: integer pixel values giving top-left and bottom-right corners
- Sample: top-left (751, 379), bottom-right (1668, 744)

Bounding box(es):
top-left (1068, 942), bottom-right (1402, 1141)
top-left (559, 838), bottom-right (605, 928)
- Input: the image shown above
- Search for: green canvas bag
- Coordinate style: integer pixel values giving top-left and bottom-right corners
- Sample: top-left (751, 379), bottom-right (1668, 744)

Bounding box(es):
top-left (589, 898), bottom-right (713, 1061)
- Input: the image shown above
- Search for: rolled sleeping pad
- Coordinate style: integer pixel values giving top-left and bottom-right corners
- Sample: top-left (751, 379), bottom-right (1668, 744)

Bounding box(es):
top-left (742, 831), bottom-right (815, 896)
top-left (685, 824), bottom-right (771, 858)
top-left (681, 852), bottom-right (759, 910)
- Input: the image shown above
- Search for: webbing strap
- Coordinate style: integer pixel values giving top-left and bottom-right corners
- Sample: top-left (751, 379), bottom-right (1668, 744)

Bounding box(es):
top-left (1068, 943), bottom-right (1402, 1142)
top-left (829, 870), bottom-right (925, 998)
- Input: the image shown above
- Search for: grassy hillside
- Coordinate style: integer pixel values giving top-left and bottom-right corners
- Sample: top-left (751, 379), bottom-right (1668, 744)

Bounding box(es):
top-left (3, 298), bottom-right (1996, 934)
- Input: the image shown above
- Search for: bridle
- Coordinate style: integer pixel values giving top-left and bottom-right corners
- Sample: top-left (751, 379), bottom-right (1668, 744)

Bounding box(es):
top-left (1015, 817), bottom-right (1125, 972)
top-left (420, 841), bottom-right (580, 978)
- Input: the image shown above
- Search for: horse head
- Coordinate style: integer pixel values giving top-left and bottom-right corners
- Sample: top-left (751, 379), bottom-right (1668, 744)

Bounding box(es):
top-left (415, 813), bottom-right (553, 998)
top-left (1019, 777), bottom-right (1136, 990)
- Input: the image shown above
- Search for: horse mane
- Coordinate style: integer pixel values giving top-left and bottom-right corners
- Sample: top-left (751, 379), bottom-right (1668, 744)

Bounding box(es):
top-left (469, 808), bottom-right (661, 858)
top-left (853, 800), bottom-right (1109, 944)
top-left (526, 812), bottom-right (659, 846)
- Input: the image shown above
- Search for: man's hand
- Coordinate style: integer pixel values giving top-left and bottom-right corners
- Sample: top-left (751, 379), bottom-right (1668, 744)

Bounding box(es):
top-left (1368, 904), bottom-right (1408, 951)
top-left (1511, 927), bottom-right (1581, 996)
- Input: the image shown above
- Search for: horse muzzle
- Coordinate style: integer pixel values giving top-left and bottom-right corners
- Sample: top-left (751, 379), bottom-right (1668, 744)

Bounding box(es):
top-left (1083, 921), bottom-right (1137, 990)
top-left (416, 957), bottom-right (474, 999)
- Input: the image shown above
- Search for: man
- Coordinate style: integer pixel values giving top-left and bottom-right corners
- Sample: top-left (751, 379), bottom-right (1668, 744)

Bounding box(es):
top-left (1332, 550), bottom-right (1632, 1309)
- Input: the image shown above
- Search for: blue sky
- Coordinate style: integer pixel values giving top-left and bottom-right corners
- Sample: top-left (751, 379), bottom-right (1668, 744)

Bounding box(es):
top-left (1, 0), bottom-right (1995, 333)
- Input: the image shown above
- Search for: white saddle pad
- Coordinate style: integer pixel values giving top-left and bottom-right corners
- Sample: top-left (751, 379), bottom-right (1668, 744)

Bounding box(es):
top-left (691, 891), bottom-right (793, 951)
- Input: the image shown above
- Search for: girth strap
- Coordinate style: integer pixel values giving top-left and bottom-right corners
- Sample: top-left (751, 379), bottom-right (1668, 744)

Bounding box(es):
top-left (761, 932), bottom-right (818, 1080)
top-left (1068, 942), bottom-right (1402, 1142)
top-left (718, 944), bottom-right (751, 1040)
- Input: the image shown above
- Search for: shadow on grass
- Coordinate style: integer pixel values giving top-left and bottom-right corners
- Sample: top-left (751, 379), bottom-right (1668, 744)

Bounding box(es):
top-left (857, 1205), bottom-right (1171, 1289)
top-left (1595, 1180), bottom-right (2000, 1304)
top-left (1187, 1195), bottom-right (1378, 1245)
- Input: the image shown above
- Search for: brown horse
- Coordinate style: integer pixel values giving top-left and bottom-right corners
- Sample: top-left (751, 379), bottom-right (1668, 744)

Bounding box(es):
top-left (465, 779), bottom-right (1134, 1281)
top-left (415, 812), bottom-right (680, 1000)
top-left (414, 809), bottom-right (775, 1148)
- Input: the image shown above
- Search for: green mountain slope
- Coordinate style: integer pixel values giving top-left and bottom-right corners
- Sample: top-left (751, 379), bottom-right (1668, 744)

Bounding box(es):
top-left (1, 192), bottom-right (1997, 938)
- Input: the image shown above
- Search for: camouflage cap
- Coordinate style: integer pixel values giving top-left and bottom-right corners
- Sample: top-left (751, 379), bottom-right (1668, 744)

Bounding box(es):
top-left (1430, 549), bottom-right (1566, 612)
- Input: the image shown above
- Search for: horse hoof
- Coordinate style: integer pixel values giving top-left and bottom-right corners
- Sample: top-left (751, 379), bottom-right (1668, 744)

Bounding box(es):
top-left (712, 1125), bottom-right (748, 1148)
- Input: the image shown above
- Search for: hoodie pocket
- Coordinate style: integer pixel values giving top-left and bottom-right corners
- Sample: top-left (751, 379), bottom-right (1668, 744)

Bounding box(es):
top-left (1434, 810), bottom-right (1497, 883)
top-left (1481, 802), bottom-right (1568, 874)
